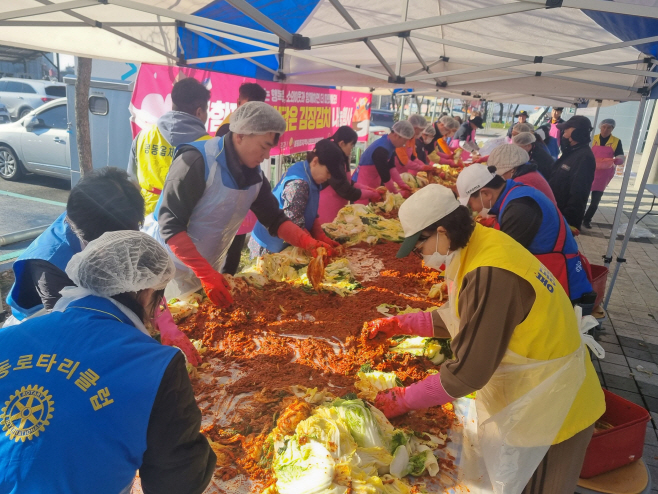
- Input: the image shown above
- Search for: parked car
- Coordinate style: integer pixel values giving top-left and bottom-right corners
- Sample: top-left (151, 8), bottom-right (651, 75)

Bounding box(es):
top-left (0, 78), bottom-right (66, 120)
top-left (0, 98), bottom-right (69, 181)
top-left (368, 109), bottom-right (395, 144)
top-left (0, 103), bottom-right (10, 124)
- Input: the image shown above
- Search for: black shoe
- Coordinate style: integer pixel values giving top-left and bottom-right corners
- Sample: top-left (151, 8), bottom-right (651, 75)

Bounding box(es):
top-left (583, 220), bottom-right (592, 229)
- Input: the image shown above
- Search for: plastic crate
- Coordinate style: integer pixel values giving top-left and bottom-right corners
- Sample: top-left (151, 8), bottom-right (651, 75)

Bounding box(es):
top-left (589, 264), bottom-right (609, 308)
top-left (580, 389), bottom-right (650, 478)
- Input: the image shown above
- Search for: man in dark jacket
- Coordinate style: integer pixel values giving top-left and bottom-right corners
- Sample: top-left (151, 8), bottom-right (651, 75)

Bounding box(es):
top-left (453, 116), bottom-right (483, 144)
top-left (548, 116), bottom-right (596, 229)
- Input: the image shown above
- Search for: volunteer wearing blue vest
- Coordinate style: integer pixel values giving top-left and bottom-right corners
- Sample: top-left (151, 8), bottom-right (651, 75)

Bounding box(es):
top-left (352, 120), bottom-right (415, 203)
top-left (250, 139), bottom-right (346, 256)
top-left (457, 163), bottom-right (594, 305)
top-left (0, 231), bottom-right (215, 493)
top-left (144, 102), bottom-right (335, 308)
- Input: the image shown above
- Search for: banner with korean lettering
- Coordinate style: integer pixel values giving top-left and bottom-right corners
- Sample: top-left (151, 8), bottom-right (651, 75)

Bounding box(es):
top-left (130, 63), bottom-right (371, 155)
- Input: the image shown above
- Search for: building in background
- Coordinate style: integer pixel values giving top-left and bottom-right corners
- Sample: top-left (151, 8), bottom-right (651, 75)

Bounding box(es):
top-left (0, 45), bottom-right (67, 81)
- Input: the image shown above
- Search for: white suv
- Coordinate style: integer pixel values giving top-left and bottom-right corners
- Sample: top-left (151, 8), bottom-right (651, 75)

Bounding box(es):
top-left (0, 78), bottom-right (66, 120)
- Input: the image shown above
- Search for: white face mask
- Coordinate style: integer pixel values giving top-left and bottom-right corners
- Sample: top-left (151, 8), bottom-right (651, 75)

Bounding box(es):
top-left (422, 231), bottom-right (455, 271)
top-left (478, 196), bottom-right (493, 219)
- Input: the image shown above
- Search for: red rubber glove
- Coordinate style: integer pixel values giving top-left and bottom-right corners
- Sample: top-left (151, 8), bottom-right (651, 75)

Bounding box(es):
top-left (277, 220), bottom-right (334, 257)
top-left (310, 219), bottom-right (340, 249)
top-left (167, 231), bottom-right (233, 307)
top-left (154, 299), bottom-right (201, 366)
top-left (570, 225), bottom-right (580, 237)
top-left (384, 180), bottom-right (398, 194)
top-left (421, 165), bottom-right (435, 172)
top-left (399, 189), bottom-right (411, 199)
top-left (368, 311), bottom-right (434, 339)
top-left (441, 159), bottom-right (456, 167)
top-left (375, 374), bottom-right (454, 418)
top-left (472, 156), bottom-right (489, 163)
top-left (359, 188), bottom-right (382, 203)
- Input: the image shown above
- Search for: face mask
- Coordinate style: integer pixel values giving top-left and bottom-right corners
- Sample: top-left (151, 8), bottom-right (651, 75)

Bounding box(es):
top-left (422, 232), bottom-right (451, 271)
top-left (561, 137), bottom-right (572, 152)
top-left (478, 196), bottom-right (492, 219)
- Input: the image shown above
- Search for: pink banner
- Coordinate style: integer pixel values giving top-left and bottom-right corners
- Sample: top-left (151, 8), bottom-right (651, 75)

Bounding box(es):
top-left (130, 64), bottom-right (371, 155)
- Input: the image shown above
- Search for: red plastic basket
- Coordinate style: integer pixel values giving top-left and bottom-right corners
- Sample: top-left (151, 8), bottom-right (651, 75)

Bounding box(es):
top-left (589, 264), bottom-right (609, 308)
top-left (580, 389), bottom-right (650, 478)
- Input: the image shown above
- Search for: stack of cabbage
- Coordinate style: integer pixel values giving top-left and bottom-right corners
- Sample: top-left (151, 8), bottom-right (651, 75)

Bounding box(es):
top-left (237, 247), bottom-right (360, 296)
top-left (266, 397), bottom-right (442, 494)
top-left (322, 201), bottom-right (405, 246)
top-left (399, 172), bottom-right (430, 190)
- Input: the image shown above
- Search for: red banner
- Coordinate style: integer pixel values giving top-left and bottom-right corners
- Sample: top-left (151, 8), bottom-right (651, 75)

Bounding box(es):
top-left (130, 64), bottom-right (371, 155)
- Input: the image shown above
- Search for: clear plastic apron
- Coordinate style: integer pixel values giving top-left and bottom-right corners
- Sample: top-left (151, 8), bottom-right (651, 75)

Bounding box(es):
top-left (436, 255), bottom-right (603, 494)
top-left (143, 137), bottom-right (261, 300)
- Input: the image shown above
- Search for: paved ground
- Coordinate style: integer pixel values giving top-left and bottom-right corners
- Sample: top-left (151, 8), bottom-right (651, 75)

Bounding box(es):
top-left (0, 173), bottom-right (69, 265)
top-left (576, 172), bottom-right (658, 490)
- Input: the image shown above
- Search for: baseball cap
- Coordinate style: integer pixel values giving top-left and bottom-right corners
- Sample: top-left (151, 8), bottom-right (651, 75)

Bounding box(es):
top-left (455, 164), bottom-right (496, 206)
top-left (556, 115), bottom-right (592, 131)
top-left (470, 116), bottom-right (484, 129)
top-left (516, 110), bottom-right (529, 117)
top-left (396, 185), bottom-right (460, 258)
top-left (553, 107), bottom-right (564, 111)
top-left (489, 144), bottom-right (530, 176)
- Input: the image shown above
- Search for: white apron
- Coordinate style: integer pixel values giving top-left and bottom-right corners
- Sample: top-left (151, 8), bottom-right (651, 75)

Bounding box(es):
top-left (144, 137), bottom-right (261, 300)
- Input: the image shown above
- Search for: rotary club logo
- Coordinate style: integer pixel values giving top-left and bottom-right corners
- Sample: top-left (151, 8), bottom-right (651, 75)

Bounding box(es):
top-left (1, 385), bottom-right (54, 442)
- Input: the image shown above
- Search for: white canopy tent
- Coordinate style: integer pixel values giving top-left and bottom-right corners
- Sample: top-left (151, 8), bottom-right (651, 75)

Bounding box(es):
top-left (1, 0), bottom-right (657, 308)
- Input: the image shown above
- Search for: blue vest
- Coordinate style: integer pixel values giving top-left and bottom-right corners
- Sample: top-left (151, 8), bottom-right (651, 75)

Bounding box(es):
top-left (251, 160), bottom-right (320, 253)
top-left (493, 180), bottom-right (592, 300)
top-left (0, 295), bottom-right (177, 493)
top-left (546, 136), bottom-right (560, 160)
top-left (6, 213), bottom-right (81, 321)
top-left (352, 135), bottom-right (396, 182)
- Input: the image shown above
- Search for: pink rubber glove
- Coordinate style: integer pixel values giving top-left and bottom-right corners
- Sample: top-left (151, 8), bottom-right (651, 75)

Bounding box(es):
top-left (405, 159), bottom-right (427, 172)
top-left (368, 311), bottom-right (434, 339)
top-left (441, 159), bottom-right (456, 167)
top-left (399, 189), bottom-right (411, 199)
top-left (421, 165), bottom-right (435, 172)
top-left (374, 374), bottom-right (454, 418)
top-left (154, 300), bottom-right (202, 366)
top-left (613, 156), bottom-right (625, 166)
top-left (359, 188), bottom-right (382, 203)
top-left (384, 180), bottom-right (398, 193)
top-left (389, 168), bottom-right (411, 192)
top-left (472, 156), bottom-right (489, 164)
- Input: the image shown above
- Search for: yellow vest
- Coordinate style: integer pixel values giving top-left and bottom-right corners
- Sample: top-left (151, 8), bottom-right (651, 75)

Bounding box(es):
top-left (135, 126), bottom-right (210, 214)
top-left (454, 224), bottom-right (605, 444)
top-left (593, 133), bottom-right (619, 150)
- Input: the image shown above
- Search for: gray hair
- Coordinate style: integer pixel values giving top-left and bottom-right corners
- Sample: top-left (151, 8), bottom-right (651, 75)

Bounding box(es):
top-left (439, 116), bottom-right (460, 131)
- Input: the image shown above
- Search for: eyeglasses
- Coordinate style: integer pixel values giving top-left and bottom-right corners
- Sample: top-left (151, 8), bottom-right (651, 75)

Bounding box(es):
top-left (412, 235), bottom-right (431, 259)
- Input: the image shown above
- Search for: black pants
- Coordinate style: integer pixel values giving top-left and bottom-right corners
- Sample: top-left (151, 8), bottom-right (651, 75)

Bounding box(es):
top-left (221, 234), bottom-right (246, 276)
top-left (584, 190), bottom-right (604, 223)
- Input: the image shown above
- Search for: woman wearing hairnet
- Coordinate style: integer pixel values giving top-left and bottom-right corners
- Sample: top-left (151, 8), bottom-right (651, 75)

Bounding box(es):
top-left (394, 115), bottom-right (435, 175)
top-left (511, 123), bottom-right (555, 180)
top-left (0, 231), bottom-right (215, 494)
top-left (583, 118), bottom-right (626, 229)
top-left (455, 160), bottom-right (593, 306)
top-left (507, 134), bottom-right (557, 203)
top-left (250, 139), bottom-right (347, 256)
top-left (352, 120), bottom-right (415, 202)
top-left (143, 102), bottom-right (336, 309)
top-left (368, 185), bottom-right (604, 494)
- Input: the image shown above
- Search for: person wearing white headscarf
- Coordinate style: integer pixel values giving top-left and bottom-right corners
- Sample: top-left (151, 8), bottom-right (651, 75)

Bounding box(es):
top-left (0, 231), bottom-right (216, 494)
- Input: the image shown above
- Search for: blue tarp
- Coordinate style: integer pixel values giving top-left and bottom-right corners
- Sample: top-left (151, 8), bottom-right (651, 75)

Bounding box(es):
top-left (179, 0), bottom-right (322, 80)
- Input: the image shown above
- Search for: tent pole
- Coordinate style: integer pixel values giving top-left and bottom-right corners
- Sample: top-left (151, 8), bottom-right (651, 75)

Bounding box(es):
top-left (590, 100), bottom-right (602, 143)
top-left (603, 123), bottom-right (658, 309)
top-left (432, 98), bottom-right (437, 122)
top-left (603, 95), bottom-right (647, 269)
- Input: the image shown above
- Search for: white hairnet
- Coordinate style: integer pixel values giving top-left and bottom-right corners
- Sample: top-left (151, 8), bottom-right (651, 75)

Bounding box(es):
top-left (512, 132), bottom-right (536, 147)
top-left (229, 101), bottom-right (287, 135)
top-left (439, 116), bottom-right (460, 130)
top-left (391, 120), bottom-right (415, 140)
top-left (489, 144), bottom-right (530, 176)
top-left (422, 124), bottom-right (436, 137)
top-left (66, 231), bottom-right (175, 297)
top-left (408, 114), bottom-right (427, 128)
top-left (600, 118), bottom-right (616, 128)
top-left (513, 122), bottom-right (535, 133)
